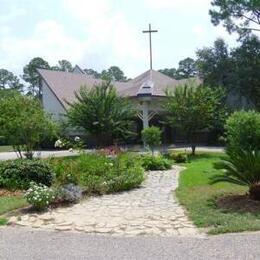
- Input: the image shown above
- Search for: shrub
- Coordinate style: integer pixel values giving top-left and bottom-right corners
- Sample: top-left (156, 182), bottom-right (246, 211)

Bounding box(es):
top-left (166, 152), bottom-right (187, 163)
top-left (225, 111), bottom-right (260, 153)
top-left (78, 153), bottom-right (144, 194)
top-left (0, 159), bottom-right (54, 190)
top-left (141, 127), bottom-right (162, 155)
top-left (56, 183), bottom-right (83, 203)
top-left (212, 149), bottom-right (260, 200)
top-left (141, 155), bottom-right (172, 171)
top-left (24, 182), bottom-right (55, 210)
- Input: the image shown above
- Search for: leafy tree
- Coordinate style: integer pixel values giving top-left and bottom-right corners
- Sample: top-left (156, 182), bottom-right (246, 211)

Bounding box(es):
top-left (231, 35), bottom-right (260, 110)
top-left (197, 37), bottom-right (260, 110)
top-left (100, 66), bottom-right (127, 81)
top-left (0, 69), bottom-right (23, 92)
top-left (197, 38), bottom-right (234, 90)
top-left (164, 82), bottom-right (227, 155)
top-left (209, 0), bottom-right (260, 37)
top-left (23, 57), bottom-right (50, 97)
top-left (54, 60), bottom-right (73, 72)
top-left (84, 68), bottom-right (100, 78)
top-left (141, 126), bottom-right (162, 155)
top-left (0, 93), bottom-right (56, 159)
top-left (158, 68), bottom-right (178, 79)
top-left (177, 57), bottom-right (198, 78)
top-left (66, 81), bottom-right (136, 146)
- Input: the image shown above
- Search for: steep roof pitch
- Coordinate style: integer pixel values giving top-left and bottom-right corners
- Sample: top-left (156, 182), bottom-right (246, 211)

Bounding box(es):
top-left (38, 68), bottom-right (201, 107)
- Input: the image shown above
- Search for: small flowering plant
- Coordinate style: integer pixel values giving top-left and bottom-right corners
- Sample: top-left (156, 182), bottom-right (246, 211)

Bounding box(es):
top-left (24, 182), bottom-right (55, 211)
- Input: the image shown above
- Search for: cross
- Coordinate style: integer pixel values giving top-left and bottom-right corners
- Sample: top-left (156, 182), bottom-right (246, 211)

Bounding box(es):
top-left (143, 24), bottom-right (158, 70)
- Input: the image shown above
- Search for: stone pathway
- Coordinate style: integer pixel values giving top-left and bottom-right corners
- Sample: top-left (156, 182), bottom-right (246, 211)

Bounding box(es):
top-left (9, 168), bottom-right (200, 237)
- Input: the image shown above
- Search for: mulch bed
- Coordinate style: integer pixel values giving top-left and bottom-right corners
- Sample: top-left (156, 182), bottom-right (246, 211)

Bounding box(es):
top-left (217, 194), bottom-right (260, 214)
top-left (0, 189), bottom-right (24, 197)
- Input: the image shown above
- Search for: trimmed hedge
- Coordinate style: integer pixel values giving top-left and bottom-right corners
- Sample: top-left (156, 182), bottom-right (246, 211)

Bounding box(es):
top-left (0, 159), bottom-right (54, 190)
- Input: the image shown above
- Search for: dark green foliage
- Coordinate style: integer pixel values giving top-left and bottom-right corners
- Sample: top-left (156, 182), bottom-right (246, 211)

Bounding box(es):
top-left (141, 126), bottom-right (162, 154)
top-left (165, 82), bottom-right (227, 155)
top-left (212, 111), bottom-right (260, 200)
top-left (197, 37), bottom-right (260, 110)
top-left (22, 57), bottom-right (50, 97)
top-left (225, 111), bottom-right (260, 153)
top-left (159, 57), bottom-right (198, 79)
top-left (209, 0), bottom-right (260, 36)
top-left (67, 82), bottom-right (136, 146)
top-left (141, 155), bottom-right (172, 171)
top-left (0, 69), bottom-right (24, 92)
top-left (212, 149), bottom-right (260, 200)
top-left (0, 159), bottom-right (54, 190)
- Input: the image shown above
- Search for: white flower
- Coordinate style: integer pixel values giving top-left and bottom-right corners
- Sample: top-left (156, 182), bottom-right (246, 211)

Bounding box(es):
top-left (54, 139), bottom-right (64, 148)
top-left (74, 136), bottom-right (80, 142)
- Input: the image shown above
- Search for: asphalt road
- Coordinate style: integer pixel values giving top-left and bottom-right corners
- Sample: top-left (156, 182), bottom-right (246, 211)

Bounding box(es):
top-left (1, 227), bottom-right (260, 260)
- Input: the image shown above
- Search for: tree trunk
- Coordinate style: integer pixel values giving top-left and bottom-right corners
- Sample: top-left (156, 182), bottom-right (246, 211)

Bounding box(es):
top-left (191, 144), bottom-right (196, 156)
top-left (249, 183), bottom-right (260, 201)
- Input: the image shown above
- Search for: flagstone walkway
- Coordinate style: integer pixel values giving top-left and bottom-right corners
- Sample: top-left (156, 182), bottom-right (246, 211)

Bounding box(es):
top-left (9, 167), bottom-right (200, 237)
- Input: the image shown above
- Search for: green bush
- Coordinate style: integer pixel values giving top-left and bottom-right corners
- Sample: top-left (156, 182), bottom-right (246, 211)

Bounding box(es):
top-left (50, 153), bottom-right (145, 195)
top-left (225, 111), bottom-right (260, 153)
top-left (24, 182), bottom-right (55, 210)
top-left (141, 154), bottom-right (172, 171)
top-left (141, 126), bottom-right (162, 154)
top-left (0, 159), bottom-right (54, 190)
top-left (165, 151), bottom-right (187, 163)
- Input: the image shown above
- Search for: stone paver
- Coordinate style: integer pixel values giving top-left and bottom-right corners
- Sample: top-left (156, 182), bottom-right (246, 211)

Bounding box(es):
top-left (9, 168), bottom-right (200, 237)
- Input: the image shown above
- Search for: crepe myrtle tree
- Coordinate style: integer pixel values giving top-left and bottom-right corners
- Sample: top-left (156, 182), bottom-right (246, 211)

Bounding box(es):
top-left (0, 93), bottom-right (57, 159)
top-left (164, 81), bottom-right (227, 155)
top-left (66, 81), bottom-right (136, 146)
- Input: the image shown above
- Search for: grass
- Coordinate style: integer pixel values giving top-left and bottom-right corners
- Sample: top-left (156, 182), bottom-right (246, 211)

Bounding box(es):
top-left (0, 145), bottom-right (13, 153)
top-left (0, 195), bottom-right (27, 225)
top-left (176, 152), bottom-right (260, 235)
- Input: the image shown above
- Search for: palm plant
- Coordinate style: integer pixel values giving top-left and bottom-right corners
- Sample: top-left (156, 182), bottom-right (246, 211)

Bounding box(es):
top-left (211, 149), bottom-right (260, 200)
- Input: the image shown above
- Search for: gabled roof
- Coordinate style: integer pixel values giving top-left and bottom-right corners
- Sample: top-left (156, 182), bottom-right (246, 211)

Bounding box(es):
top-left (38, 68), bottom-right (201, 108)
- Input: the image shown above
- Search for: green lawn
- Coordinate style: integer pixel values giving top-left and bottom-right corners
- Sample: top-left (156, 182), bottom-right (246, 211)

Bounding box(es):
top-left (0, 145), bottom-right (13, 152)
top-left (0, 195), bottom-right (27, 225)
top-left (176, 152), bottom-right (260, 234)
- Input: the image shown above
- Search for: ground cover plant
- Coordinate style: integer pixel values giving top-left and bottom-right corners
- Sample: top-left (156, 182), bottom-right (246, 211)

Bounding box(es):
top-left (176, 152), bottom-right (260, 234)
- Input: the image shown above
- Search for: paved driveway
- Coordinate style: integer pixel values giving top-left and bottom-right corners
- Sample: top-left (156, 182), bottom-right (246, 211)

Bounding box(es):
top-left (1, 227), bottom-right (260, 259)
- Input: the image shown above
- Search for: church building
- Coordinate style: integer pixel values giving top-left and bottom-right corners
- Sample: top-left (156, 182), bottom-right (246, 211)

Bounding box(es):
top-left (38, 66), bottom-right (200, 144)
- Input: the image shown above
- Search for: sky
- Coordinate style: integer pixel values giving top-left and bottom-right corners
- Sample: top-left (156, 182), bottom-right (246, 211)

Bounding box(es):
top-left (0, 0), bottom-right (239, 78)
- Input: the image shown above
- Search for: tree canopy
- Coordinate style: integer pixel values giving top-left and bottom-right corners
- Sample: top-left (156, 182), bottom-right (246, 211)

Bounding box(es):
top-left (197, 36), bottom-right (260, 110)
top-left (159, 57), bottom-right (198, 80)
top-left (0, 93), bottom-right (56, 158)
top-left (66, 82), bottom-right (136, 146)
top-left (0, 69), bottom-right (24, 92)
top-left (164, 82), bottom-right (227, 154)
top-left (209, 0), bottom-right (260, 37)
top-left (23, 57), bottom-right (50, 97)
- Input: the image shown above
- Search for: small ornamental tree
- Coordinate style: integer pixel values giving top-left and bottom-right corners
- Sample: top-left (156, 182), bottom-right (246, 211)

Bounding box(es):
top-left (66, 81), bottom-right (136, 146)
top-left (141, 126), bottom-right (162, 155)
top-left (164, 82), bottom-right (226, 155)
top-left (0, 93), bottom-right (56, 159)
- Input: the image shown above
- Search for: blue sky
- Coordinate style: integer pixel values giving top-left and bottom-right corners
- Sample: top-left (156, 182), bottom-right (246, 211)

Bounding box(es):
top-left (0, 0), bottom-right (239, 78)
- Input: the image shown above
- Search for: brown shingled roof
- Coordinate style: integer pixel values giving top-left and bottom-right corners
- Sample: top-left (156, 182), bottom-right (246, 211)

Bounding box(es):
top-left (38, 69), bottom-right (201, 107)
